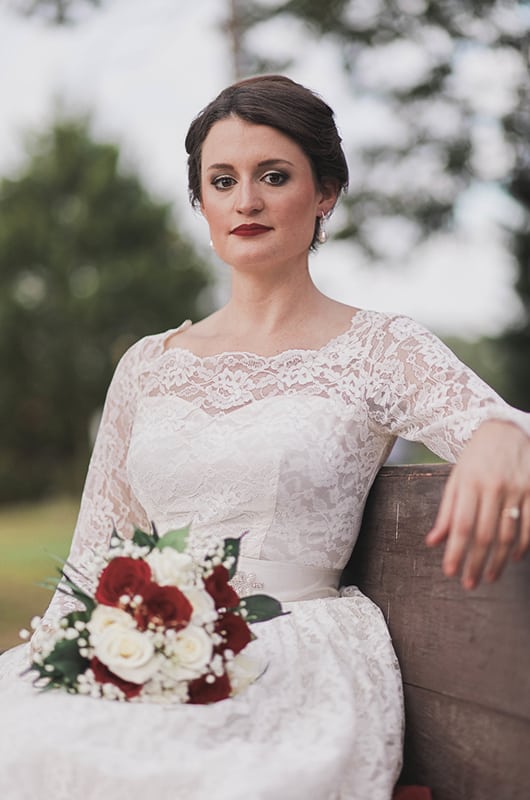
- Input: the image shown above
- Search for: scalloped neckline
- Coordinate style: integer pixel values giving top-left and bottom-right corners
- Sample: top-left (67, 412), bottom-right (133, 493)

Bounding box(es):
top-left (159, 310), bottom-right (368, 364)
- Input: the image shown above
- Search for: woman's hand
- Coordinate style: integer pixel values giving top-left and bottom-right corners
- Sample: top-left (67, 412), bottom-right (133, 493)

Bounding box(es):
top-left (425, 419), bottom-right (530, 589)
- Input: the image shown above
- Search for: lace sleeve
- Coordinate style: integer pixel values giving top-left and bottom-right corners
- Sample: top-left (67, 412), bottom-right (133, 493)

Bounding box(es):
top-left (39, 340), bottom-right (149, 628)
top-left (365, 314), bottom-right (530, 462)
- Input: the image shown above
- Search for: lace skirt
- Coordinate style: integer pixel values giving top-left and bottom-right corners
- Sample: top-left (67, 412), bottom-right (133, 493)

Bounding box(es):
top-left (0, 589), bottom-right (403, 800)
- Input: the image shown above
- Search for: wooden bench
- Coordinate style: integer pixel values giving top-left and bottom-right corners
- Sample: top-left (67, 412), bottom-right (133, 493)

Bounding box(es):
top-left (341, 463), bottom-right (530, 800)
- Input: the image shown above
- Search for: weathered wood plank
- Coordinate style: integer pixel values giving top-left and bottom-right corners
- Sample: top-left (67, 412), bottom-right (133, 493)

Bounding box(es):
top-left (342, 464), bottom-right (530, 797)
top-left (400, 684), bottom-right (530, 799)
top-left (342, 464), bottom-right (530, 717)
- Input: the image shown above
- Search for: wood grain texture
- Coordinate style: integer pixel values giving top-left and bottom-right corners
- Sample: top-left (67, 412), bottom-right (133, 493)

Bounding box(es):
top-left (341, 464), bottom-right (530, 798)
top-left (401, 684), bottom-right (530, 800)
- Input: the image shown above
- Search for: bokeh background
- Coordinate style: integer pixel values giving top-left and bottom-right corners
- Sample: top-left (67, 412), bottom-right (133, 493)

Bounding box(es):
top-left (1, 0), bottom-right (529, 649)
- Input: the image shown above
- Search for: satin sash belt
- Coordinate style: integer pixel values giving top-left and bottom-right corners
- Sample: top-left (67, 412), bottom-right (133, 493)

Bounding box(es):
top-left (234, 556), bottom-right (342, 603)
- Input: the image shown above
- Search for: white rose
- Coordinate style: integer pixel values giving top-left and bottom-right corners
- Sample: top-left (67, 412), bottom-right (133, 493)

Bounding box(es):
top-left (164, 625), bottom-right (213, 681)
top-left (146, 548), bottom-right (195, 587)
top-left (93, 625), bottom-right (159, 684)
top-left (183, 586), bottom-right (217, 625)
top-left (87, 606), bottom-right (136, 645)
top-left (227, 653), bottom-right (262, 695)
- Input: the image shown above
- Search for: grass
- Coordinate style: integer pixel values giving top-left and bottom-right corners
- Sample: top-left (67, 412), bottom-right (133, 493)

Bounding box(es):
top-left (0, 496), bottom-right (78, 651)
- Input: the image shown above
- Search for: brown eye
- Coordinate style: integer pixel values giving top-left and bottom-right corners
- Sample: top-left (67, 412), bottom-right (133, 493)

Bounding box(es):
top-left (263, 171), bottom-right (288, 186)
top-left (212, 176), bottom-right (235, 190)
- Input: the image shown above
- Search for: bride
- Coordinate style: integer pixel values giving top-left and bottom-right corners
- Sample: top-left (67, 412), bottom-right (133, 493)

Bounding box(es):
top-left (0, 75), bottom-right (528, 800)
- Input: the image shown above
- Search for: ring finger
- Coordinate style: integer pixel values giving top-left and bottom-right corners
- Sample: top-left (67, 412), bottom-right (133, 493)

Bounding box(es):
top-left (484, 498), bottom-right (522, 582)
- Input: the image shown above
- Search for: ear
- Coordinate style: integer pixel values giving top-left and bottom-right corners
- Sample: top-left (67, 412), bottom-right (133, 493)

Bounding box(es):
top-left (316, 179), bottom-right (339, 217)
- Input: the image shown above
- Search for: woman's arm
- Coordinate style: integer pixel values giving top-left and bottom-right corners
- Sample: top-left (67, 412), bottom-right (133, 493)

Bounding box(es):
top-left (365, 314), bottom-right (530, 588)
top-left (38, 339), bottom-right (150, 629)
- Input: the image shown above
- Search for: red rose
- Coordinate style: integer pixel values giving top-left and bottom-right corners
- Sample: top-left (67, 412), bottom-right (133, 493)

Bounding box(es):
top-left (95, 557), bottom-right (152, 607)
top-left (135, 583), bottom-right (192, 631)
top-left (188, 672), bottom-right (231, 704)
top-left (204, 565), bottom-right (240, 610)
top-left (90, 657), bottom-right (142, 699)
top-left (215, 611), bottom-right (252, 655)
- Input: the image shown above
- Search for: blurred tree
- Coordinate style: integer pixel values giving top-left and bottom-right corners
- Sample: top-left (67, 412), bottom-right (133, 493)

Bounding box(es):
top-left (497, 161), bottom-right (530, 410)
top-left (239, 0), bottom-right (527, 251)
top-left (238, 0), bottom-right (529, 405)
top-left (9, 0), bottom-right (101, 24)
top-left (0, 117), bottom-right (211, 502)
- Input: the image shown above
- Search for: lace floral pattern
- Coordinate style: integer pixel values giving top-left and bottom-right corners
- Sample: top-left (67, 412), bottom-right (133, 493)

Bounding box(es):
top-left (1, 310), bottom-right (529, 800)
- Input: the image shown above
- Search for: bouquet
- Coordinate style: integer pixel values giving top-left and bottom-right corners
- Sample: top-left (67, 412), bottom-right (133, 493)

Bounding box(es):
top-left (24, 525), bottom-right (286, 704)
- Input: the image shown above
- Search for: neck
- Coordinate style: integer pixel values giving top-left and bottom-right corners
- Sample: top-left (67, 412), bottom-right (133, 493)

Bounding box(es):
top-left (220, 268), bottom-right (324, 335)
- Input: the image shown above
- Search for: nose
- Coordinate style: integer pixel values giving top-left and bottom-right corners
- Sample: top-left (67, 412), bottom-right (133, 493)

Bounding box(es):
top-left (235, 179), bottom-right (264, 215)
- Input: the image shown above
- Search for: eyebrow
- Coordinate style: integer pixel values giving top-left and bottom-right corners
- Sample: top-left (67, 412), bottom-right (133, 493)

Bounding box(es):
top-left (206, 159), bottom-right (295, 172)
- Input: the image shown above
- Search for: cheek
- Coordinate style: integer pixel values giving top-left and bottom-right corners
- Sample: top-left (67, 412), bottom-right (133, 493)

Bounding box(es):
top-left (286, 182), bottom-right (319, 220)
top-left (200, 197), bottom-right (221, 230)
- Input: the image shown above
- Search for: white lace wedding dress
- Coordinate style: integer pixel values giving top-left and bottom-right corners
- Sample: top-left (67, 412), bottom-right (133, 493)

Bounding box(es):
top-left (1, 311), bottom-right (529, 800)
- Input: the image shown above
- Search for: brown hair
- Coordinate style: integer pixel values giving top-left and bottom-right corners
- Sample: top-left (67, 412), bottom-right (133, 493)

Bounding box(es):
top-left (185, 75), bottom-right (349, 248)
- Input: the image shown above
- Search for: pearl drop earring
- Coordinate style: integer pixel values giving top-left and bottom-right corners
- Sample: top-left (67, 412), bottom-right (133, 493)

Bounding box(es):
top-left (317, 213), bottom-right (328, 244)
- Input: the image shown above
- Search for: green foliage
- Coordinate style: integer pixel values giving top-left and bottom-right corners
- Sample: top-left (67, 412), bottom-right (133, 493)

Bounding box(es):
top-left (155, 526), bottom-right (190, 553)
top-left (222, 536), bottom-right (243, 579)
top-left (0, 117), bottom-right (211, 501)
top-left (243, 1), bottom-right (527, 251)
top-left (32, 636), bottom-right (90, 688)
top-left (241, 0), bottom-right (530, 406)
top-left (239, 594), bottom-right (289, 623)
top-left (498, 164), bottom-right (530, 410)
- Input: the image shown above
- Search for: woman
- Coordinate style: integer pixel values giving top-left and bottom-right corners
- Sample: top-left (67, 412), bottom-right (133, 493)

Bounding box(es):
top-left (0, 75), bottom-right (529, 800)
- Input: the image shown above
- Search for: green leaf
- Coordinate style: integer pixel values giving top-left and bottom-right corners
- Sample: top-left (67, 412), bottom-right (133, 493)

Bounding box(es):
top-left (150, 522), bottom-right (160, 543)
top-left (44, 638), bottom-right (89, 683)
top-left (65, 609), bottom-right (91, 627)
top-left (156, 525), bottom-right (190, 553)
top-left (59, 571), bottom-right (96, 613)
top-left (109, 525), bottom-right (125, 548)
top-left (132, 527), bottom-right (156, 550)
top-left (239, 594), bottom-right (290, 624)
top-left (222, 537), bottom-right (242, 579)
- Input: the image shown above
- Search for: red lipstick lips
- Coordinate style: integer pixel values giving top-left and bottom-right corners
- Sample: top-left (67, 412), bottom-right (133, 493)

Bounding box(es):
top-left (231, 224), bottom-right (272, 236)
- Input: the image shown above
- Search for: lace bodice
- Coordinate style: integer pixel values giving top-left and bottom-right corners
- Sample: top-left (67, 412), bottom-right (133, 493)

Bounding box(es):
top-left (42, 310), bottom-right (530, 624)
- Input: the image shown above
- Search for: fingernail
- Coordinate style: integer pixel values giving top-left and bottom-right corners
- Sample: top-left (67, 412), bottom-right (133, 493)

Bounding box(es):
top-left (463, 577), bottom-right (475, 590)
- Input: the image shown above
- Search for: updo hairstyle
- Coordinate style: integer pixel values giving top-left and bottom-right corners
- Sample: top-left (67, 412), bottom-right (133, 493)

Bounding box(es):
top-left (185, 75), bottom-right (349, 249)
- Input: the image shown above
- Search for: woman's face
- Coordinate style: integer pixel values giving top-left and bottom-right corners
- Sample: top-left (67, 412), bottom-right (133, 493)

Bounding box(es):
top-left (199, 115), bottom-right (336, 273)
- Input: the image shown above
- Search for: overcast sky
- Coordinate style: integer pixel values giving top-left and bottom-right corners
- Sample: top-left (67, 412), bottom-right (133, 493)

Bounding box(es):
top-left (0, 0), bottom-right (526, 338)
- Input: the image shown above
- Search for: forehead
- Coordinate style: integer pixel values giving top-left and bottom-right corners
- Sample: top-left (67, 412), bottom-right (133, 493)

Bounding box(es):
top-left (201, 116), bottom-right (310, 169)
